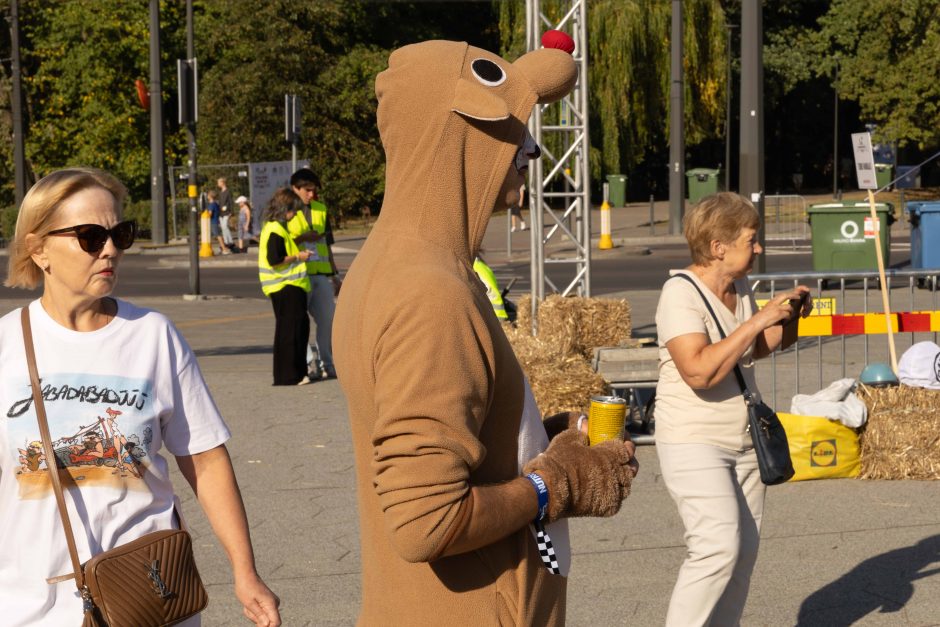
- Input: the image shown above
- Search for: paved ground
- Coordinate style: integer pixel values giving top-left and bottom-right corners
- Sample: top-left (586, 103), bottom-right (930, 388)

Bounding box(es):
top-left (5, 191), bottom-right (940, 625)
top-left (3, 290), bottom-right (938, 626)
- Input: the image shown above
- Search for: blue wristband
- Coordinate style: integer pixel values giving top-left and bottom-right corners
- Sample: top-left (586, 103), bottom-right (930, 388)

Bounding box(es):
top-left (525, 472), bottom-right (549, 522)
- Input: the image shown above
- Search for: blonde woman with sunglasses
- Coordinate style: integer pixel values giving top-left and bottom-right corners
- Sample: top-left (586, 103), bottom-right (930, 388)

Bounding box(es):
top-left (0, 168), bottom-right (281, 626)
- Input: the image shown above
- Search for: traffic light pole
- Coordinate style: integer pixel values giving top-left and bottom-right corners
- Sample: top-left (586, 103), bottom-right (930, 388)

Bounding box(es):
top-left (149, 0), bottom-right (167, 245)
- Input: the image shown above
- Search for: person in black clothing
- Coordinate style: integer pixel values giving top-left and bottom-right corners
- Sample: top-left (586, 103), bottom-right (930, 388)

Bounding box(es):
top-left (259, 188), bottom-right (313, 385)
top-left (217, 177), bottom-right (235, 252)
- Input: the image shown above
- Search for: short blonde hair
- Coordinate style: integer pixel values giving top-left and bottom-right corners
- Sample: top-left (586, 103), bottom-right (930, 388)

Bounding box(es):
top-left (5, 168), bottom-right (127, 289)
top-left (682, 192), bottom-right (760, 265)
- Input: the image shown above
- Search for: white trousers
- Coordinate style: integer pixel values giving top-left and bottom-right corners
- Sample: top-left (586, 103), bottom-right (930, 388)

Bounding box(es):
top-left (657, 442), bottom-right (766, 627)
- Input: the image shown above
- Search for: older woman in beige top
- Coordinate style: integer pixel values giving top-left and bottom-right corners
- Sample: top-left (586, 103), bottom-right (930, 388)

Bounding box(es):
top-left (654, 192), bottom-right (811, 626)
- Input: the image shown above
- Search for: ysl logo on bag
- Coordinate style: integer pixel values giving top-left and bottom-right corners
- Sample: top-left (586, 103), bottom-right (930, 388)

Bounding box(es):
top-left (149, 560), bottom-right (173, 599)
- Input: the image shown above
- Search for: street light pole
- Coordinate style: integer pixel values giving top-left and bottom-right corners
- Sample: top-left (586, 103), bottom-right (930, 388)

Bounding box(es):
top-left (668, 0), bottom-right (685, 235)
top-left (833, 62), bottom-right (839, 198)
top-left (739, 0), bottom-right (765, 272)
top-left (185, 0), bottom-right (199, 295)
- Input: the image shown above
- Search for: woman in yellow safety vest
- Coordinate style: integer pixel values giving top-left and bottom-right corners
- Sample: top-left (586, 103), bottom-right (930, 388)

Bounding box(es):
top-left (258, 188), bottom-right (313, 385)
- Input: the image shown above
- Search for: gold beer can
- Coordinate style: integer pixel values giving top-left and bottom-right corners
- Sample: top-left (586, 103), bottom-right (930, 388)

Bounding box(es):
top-left (588, 395), bottom-right (627, 446)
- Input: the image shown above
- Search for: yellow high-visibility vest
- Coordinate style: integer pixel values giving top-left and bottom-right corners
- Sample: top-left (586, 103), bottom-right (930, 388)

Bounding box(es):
top-left (258, 220), bottom-right (311, 296)
top-left (287, 201), bottom-right (332, 275)
top-left (473, 258), bottom-right (508, 321)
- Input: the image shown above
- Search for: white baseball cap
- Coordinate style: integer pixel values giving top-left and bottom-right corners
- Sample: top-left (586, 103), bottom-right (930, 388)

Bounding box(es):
top-left (897, 341), bottom-right (940, 389)
top-left (235, 195), bottom-right (248, 204)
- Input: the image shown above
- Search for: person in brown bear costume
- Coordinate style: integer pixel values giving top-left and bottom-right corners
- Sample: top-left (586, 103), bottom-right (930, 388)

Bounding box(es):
top-left (334, 32), bottom-right (638, 625)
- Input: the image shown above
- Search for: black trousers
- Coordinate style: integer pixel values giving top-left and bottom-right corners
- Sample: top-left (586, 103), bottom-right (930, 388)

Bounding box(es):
top-left (270, 285), bottom-right (310, 385)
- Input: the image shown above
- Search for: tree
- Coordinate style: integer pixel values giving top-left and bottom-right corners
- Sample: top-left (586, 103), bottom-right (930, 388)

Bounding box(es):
top-left (498, 0), bottom-right (728, 198)
top-left (194, 1), bottom-right (340, 165)
top-left (195, 0), bottom-right (504, 219)
top-left (0, 1), bottom-right (514, 216)
top-left (812, 0), bottom-right (940, 149)
top-left (17, 1), bottom-right (187, 199)
top-left (764, 0), bottom-right (940, 150)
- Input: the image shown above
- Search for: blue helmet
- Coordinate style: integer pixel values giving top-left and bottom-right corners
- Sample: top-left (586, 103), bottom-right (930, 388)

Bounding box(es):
top-left (859, 363), bottom-right (899, 387)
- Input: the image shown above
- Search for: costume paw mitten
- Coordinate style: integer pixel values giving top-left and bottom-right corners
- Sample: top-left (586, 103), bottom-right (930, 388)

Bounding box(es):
top-left (523, 429), bottom-right (633, 522)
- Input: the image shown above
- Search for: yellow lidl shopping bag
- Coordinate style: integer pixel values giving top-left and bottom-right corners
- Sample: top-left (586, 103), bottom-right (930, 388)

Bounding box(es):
top-left (778, 413), bottom-right (860, 481)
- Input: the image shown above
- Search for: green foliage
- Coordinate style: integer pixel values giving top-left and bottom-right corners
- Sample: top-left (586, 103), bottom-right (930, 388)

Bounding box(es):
top-left (1, 206), bottom-right (18, 241)
top-left (587, 0), bottom-right (726, 177)
top-left (815, 0), bottom-right (940, 149)
top-left (193, 1), bottom-right (504, 219)
top-left (194, 1), bottom-right (340, 165)
top-left (766, 0), bottom-right (940, 149)
top-left (309, 46), bottom-right (388, 219)
top-left (0, 75), bottom-right (16, 208)
top-left (18, 1), bottom-right (186, 198)
top-left (123, 199), bottom-right (154, 239)
top-left (4, 0), bottom-right (940, 209)
top-left (498, 0), bottom-right (726, 187)
top-left (4, 0), bottom-right (190, 202)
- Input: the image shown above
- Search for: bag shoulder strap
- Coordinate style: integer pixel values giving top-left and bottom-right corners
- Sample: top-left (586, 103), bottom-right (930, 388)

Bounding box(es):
top-left (671, 272), bottom-right (754, 401)
top-left (21, 307), bottom-right (86, 590)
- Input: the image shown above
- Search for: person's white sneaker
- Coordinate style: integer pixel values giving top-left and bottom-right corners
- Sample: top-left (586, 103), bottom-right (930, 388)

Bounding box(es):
top-left (520, 221), bottom-right (527, 231)
top-left (511, 225), bottom-right (517, 232)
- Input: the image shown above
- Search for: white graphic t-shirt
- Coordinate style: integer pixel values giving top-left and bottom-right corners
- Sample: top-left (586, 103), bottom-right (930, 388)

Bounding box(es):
top-left (0, 299), bottom-right (230, 625)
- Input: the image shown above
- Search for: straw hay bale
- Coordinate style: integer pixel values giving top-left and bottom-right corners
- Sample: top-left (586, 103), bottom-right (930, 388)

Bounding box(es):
top-left (515, 294), bottom-right (632, 358)
top-left (857, 385), bottom-right (940, 480)
top-left (503, 324), bottom-right (607, 415)
top-left (504, 294), bottom-right (633, 415)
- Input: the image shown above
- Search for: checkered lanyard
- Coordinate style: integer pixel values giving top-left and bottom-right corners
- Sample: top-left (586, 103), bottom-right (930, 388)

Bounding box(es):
top-left (526, 473), bottom-right (560, 575)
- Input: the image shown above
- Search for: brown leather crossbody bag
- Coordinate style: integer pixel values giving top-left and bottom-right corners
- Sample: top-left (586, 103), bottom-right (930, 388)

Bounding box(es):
top-left (22, 307), bottom-right (208, 626)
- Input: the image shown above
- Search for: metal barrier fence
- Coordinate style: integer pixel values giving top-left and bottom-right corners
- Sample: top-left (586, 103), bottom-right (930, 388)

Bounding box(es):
top-left (763, 194), bottom-right (808, 240)
top-left (763, 194), bottom-right (915, 249)
top-left (750, 269), bottom-right (940, 408)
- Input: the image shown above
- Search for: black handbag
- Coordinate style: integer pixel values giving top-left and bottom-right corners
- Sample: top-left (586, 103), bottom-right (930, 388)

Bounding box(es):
top-left (674, 273), bottom-right (795, 485)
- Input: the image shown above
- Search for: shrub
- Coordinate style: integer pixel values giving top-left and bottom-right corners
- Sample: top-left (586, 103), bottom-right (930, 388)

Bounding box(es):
top-left (0, 206), bottom-right (18, 245)
top-left (123, 199), bottom-right (153, 240)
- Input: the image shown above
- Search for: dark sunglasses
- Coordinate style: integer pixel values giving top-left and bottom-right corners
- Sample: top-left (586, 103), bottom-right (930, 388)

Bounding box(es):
top-left (46, 220), bottom-right (137, 253)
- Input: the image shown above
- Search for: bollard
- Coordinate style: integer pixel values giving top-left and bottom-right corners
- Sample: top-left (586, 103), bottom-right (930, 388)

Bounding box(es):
top-left (199, 209), bottom-right (214, 257)
top-left (599, 181), bottom-right (613, 250)
top-left (649, 194), bottom-right (655, 235)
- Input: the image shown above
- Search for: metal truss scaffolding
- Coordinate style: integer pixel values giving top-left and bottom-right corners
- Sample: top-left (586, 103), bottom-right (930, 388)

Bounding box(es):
top-left (526, 0), bottom-right (592, 330)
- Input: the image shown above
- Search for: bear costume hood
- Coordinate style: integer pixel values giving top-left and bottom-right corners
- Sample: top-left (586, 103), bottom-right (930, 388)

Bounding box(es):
top-left (373, 39), bottom-right (576, 260)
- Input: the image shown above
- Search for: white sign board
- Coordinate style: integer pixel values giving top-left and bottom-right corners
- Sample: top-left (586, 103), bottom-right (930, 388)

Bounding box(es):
top-left (248, 159), bottom-right (309, 232)
top-left (851, 132), bottom-right (877, 190)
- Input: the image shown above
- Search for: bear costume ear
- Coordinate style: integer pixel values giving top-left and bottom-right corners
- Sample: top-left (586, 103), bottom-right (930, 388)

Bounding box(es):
top-left (451, 78), bottom-right (510, 121)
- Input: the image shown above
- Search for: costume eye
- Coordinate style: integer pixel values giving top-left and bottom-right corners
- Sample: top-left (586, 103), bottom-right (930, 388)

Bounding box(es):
top-left (471, 58), bottom-right (506, 87)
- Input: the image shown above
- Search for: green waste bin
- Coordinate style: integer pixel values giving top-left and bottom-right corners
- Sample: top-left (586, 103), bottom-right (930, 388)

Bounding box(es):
top-left (686, 168), bottom-right (722, 204)
top-left (874, 164), bottom-right (893, 190)
top-left (807, 202), bottom-right (895, 271)
top-left (605, 174), bottom-right (626, 207)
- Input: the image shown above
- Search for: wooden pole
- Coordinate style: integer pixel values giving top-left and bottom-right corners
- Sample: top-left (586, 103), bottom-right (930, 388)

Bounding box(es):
top-left (867, 189), bottom-right (898, 373)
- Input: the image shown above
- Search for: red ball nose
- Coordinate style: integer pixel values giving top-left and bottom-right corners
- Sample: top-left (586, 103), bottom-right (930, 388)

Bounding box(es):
top-left (541, 30), bottom-right (575, 55)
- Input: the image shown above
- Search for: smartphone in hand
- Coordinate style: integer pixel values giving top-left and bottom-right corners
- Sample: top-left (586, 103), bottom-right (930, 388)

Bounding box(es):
top-left (780, 292), bottom-right (809, 325)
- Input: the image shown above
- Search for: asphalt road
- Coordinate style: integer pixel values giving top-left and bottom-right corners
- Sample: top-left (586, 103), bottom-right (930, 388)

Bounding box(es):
top-left (0, 238), bottom-right (912, 302)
